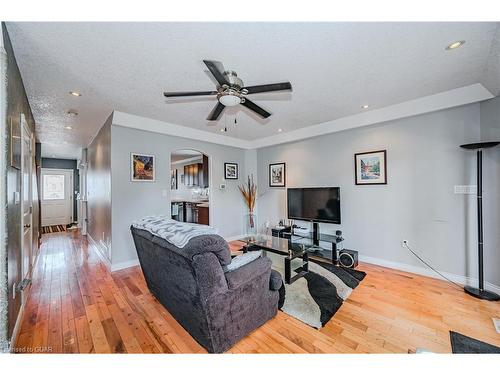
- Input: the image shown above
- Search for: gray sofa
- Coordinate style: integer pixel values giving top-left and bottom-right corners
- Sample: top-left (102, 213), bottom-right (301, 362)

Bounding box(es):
top-left (130, 226), bottom-right (282, 353)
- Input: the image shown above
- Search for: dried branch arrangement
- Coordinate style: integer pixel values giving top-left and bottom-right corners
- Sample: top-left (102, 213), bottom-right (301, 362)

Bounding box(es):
top-left (238, 174), bottom-right (257, 213)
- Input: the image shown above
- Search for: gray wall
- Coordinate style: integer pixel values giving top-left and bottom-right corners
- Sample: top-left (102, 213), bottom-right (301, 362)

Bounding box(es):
top-left (480, 96), bottom-right (500, 288)
top-left (1, 23), bottom-right (38, 347)
top-left (256, 105), bottom-right (492, 285)
top-left (110, 124), bottom-right (247, 267)
top-left (86, 114), bottom-right (112, 259)
top-left (41, 157), bottom-right (79, 221)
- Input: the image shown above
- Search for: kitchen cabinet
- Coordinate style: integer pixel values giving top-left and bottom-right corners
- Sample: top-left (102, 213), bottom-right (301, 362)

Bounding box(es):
top-left (183, 155), bottom-right (209, 188)
top-left (197, 205), bottom-right (209, 225)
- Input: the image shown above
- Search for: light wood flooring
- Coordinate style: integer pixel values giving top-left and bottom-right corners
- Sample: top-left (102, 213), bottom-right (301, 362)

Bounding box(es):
top-left (14, 230), bottom-right (500, 353)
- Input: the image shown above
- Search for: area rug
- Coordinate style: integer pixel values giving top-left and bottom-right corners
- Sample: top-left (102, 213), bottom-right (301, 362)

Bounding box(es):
top-left (265, 252), bottom-right (366, 328)
top-left (450, 331), bottom-right (500, 353)
top-left (41, 225), bottom-right (66, 234)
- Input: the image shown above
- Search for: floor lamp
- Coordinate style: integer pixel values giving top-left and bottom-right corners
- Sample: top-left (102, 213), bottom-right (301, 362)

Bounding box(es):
top-left (460, 141), bottom-right (500, 301)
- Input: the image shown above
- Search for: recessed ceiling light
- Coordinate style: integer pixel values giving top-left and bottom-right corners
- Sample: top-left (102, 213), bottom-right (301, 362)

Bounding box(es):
top-left (67, 110), bottom-right (78, 116)
top-left (445, 40), bottom-right (465, 50)
top-left (361, 105), bottom-right (369, 109)
top-left (278, 128), bottom-right (283, 132)
top-left (63, 141), bottom-right (68, 144)
top-left (65, 126), bottom-right (73, 130)
top-left (51, 154), bottom-right (56, 157)
top-left (69, 91), bottom-right (82, 97)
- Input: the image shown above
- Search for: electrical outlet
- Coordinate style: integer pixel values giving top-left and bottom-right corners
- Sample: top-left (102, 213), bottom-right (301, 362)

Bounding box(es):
top-left (454, 185), bottom-right (477, 194)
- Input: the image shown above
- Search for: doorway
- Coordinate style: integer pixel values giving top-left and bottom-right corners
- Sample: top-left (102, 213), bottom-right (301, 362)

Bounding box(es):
top-left (170, 149), bottom-right (210, 225)
top-left (40, 168), bottom-right (74, 227)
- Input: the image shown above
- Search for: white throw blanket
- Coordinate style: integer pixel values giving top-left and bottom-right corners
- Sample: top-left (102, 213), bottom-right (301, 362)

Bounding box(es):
top-left (132, 215), bottom-right (217, 248)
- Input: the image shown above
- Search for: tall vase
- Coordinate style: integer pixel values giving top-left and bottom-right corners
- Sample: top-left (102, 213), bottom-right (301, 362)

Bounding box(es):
top-left (246, 211), bottom-right (257, 236)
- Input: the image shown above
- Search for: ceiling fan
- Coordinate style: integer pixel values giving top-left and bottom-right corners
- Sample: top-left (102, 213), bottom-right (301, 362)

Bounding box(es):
top-left (163, 60), bottom-right (292, 121)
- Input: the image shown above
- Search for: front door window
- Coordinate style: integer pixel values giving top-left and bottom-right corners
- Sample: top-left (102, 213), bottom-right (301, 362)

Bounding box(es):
top-left (43, 174), bottom-right (65, 200)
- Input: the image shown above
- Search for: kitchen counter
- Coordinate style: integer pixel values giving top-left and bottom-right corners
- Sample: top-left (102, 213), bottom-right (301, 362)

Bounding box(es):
top-left (171, 198), bottom-right (209, 204)
top-left (196, 203), bottom-right (209, 208)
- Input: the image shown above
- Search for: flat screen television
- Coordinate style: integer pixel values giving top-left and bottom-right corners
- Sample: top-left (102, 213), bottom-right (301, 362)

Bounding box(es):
top-left (287, 187), bottom-right (341, 224)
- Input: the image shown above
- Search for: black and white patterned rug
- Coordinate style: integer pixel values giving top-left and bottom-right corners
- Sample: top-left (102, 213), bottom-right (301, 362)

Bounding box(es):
top-left (266, 252), bottom-right (366, 328)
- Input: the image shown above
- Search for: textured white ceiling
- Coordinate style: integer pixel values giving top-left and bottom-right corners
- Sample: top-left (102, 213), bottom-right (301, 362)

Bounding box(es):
top-left (41, 143), bottom-right (82, 160)
top-left (6, 22), bottom-right (500, 156)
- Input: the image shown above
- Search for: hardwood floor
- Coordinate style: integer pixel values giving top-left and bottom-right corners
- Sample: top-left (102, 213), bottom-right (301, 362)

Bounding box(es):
top-left (14, 230), bottom-right (500, 353)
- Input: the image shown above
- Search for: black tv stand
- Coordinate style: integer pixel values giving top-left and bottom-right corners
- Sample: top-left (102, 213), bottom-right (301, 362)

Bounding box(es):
top-left (312, 221), bottom-right (320, 245)
top-left (272, 228), bottom-right (344, 265)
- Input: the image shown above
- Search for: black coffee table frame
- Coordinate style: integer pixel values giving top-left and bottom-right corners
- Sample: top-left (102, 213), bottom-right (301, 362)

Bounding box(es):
top-left (242, 236), bottom-right (309, 285)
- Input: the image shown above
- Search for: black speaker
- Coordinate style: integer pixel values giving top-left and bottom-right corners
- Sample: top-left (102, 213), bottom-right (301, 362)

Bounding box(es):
top-left (338, 249), bottom-right (358, 268)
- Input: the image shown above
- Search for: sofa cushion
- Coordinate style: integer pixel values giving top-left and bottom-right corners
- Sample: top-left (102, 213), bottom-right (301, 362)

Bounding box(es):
top-left (225, 256), bottom-right (272, 290)
top-left (223, 250), bottom-right (262, 273)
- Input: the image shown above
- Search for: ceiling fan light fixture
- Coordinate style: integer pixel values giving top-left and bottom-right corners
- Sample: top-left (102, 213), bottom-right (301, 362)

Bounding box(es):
top-left (219, 94), bottom-right (241, 107)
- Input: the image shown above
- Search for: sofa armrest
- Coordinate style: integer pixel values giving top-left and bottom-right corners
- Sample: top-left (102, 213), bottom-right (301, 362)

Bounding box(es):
top-left (269, 270), bottom-right (283, 291)
top-left (225, 256), bottom-right (272, 290)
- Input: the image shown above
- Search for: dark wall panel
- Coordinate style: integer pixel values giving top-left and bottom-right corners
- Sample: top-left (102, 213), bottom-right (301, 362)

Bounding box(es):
top-left (3, 22), bottom-right (37, 341)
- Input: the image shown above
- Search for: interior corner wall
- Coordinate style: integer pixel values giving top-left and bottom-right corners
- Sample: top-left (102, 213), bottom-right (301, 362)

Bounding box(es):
top-left (256, 104), bottom-right (492, 286)
top-left (86, 113), bottom-right (112, 260)
top-left (110, 124), bottom-right (247, 269)
top-left (480, 96), bottom-right (500, 288)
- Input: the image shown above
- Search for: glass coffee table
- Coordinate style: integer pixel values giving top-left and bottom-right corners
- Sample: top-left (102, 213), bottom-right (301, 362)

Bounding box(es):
top-left (240, 234), bottom-right (312, 284)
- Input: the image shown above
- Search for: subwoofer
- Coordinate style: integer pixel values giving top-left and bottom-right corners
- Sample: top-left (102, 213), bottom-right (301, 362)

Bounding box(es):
top-left (338, 249), bottom-right (358, 268)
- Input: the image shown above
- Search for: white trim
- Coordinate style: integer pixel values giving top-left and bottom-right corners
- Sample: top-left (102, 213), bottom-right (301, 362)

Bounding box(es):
top-left (87, 233), bottom-right (111, 269)
top-left (110, 84), bottom-right (493, 150)
top-left (111, 259), bottom-right (140, 272)
top-left (359, 254), bottom-right (500, 295)
top-left (112, 111), bottom-right (253, 149)
top-left (170, 155), bottom-right (202, 166)
top-left (253, 84), bottom-right (493, 148)
top-left (9, 298), bottom-right (26, 352)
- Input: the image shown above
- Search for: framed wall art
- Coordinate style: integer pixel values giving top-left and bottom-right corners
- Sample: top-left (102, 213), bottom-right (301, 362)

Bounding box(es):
top-left (354, 150), bottom-right (387, 185)
top-left (131, 153), bottom-right (155, 182)
top-left (269, 162), bottom-right (286, 187)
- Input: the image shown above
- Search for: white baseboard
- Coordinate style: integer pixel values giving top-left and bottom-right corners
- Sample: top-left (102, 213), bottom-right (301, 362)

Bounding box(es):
top-left (9, 292), bottom-right (26, 352)
top-left (87, 233), bottom-right (111, 269)
top-left (359, 254), bottom-right (500, 295)
top-left (111, 259), bottom-right (140, 272)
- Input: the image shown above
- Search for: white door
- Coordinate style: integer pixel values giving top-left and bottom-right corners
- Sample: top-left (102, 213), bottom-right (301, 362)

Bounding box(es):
top-left (21, 115), bottom-right (33, 287)
top-left (41, 168), bottom-right (73, 226)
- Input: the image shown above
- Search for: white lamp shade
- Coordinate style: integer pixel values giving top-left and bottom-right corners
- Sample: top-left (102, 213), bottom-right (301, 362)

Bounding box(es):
top-left (219, 94), bottom-right (241, 107)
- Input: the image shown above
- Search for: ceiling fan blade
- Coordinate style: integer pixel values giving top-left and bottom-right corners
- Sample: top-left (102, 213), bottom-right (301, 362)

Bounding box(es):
top-left (203, 60), bottom-right (229, 86)
top-left (241, 98), bottom-right (271, 119)
top-left (164, 91), bottom-right (217, 97)
top-left (207, 102), bottom-right (225, 121)
top-left (243, 82), bottom-right (292, 94)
